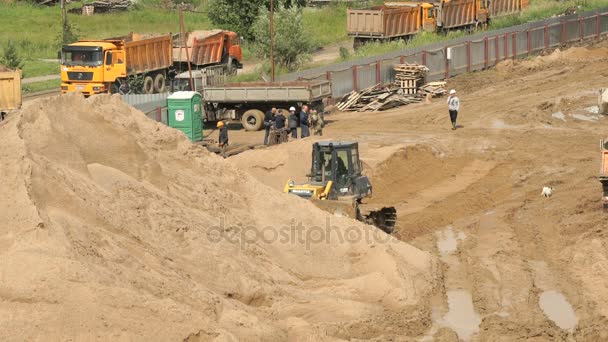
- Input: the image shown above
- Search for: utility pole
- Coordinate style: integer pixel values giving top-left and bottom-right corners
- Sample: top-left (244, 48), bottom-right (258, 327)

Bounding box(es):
top-left (60, 0), bottom-right (66, 45)
top-left (179, 7), bottom-right (194, 90)
top-left (270, 0), bottom-right (275, 82)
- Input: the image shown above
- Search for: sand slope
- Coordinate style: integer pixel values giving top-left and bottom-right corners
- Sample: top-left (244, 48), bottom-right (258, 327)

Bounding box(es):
top-left (0, 94), bottom-right (435, 340)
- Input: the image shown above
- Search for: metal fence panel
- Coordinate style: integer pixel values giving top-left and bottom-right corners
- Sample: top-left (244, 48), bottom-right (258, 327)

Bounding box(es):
top-left (380, 58), bottom-right (399, 85)
top-left (450, 44), bottom-right (468, 75)
top-left (488, 36), bottom-right (497, 66)
top-left (470, 40), bottom-right (485, 71)
top-left (496, 34), bottom-right (506, 61)
top-left (426, 49), bottom-right (446, 81)
top-left (356, 64), bottom-right (376, 90)
top-left (145, 108), bottom-right (168, 125)
top-left (602, 14), bottom-right (608, 35)
top-left (516, 31), bottom-right (528, 57)
top-left (566, 20), bottom-right (580, 42)
top-left (300, 73), bottom-right (327, 82)
top-left (330, 68), bottom-right (353, 98)
top-left (583, 16), bottom-right (597, 38)
top-left (548, 23), bottom-right (562, 47)
top-left (404, 52), bottom-right (423, 65)
top-left (529, 27), bottom-right (545, 52)
top-left (121, 93), bottom-right (169, 114)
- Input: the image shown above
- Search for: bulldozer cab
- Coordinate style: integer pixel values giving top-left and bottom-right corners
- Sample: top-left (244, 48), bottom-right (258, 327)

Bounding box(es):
top-left (310, 142), bottom-right (368, 199)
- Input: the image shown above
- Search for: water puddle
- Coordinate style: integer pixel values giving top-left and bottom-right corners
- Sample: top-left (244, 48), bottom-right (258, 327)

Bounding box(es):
top-left (585, 106), bottom-right (599, 114)
top-left (551, 111), bottom-right (566, 121)
top-left (571, 113), bottom-right (599, 122)
top-left (539, 290), bottom-right (578, 331)
top-left (436, 227), bottom-right (466, 255)
top-left (440, 290), bottom-right (481, 341)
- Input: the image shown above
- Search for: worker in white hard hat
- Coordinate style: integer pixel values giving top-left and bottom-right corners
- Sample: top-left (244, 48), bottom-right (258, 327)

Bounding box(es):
top-left (447, 89), bottom-right (460, 130)
top-left (287, 106), bottom-right (298, 139)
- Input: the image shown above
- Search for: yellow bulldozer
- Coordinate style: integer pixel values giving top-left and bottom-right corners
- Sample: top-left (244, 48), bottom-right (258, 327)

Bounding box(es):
top-left (284, 141), bottom-right (396, 233)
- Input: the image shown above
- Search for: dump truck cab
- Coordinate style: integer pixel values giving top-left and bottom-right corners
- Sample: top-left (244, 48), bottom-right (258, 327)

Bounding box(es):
top-left (60, 41), bottom-right (126, 95)
top-left (421, 3), bottom-right (438, 31)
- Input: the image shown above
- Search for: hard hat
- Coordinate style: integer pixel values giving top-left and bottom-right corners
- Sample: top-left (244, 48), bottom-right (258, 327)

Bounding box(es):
top-left (449, 89), bottom-right (456, 95)
top-left (289, 106), bottom-right (296, 111)
top-left (217, 121), bottom-right (224, 127)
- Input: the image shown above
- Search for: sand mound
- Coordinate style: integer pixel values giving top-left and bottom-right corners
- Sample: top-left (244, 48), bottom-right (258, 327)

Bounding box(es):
top-left (0, 94), bottom-right (435, 340)
top-left (496, 46), bottom-right (608, 73)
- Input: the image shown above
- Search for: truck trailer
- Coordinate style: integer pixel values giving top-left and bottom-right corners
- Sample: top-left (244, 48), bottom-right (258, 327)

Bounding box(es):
top-left (60, 33), bottom-right (174, 96)
top-left (347, 0), bottom-right (529, 49)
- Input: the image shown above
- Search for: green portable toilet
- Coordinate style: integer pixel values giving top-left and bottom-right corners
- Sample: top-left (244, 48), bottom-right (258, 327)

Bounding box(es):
top-left (167, 91), bottom-right (203, 142)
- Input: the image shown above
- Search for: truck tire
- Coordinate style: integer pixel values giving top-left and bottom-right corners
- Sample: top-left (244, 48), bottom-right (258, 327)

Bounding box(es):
top-left (109, 82), bottom-right (120, 94)
top-left (241, 109), bottom-right (264, 131)
top-left (143, 76), bottom-right (154, 94)
top-left (154, 73), bottom-right (166, 93)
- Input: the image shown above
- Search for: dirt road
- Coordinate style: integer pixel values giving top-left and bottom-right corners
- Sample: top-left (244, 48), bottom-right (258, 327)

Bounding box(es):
top-left (230, 42), bottom-right (608, 340)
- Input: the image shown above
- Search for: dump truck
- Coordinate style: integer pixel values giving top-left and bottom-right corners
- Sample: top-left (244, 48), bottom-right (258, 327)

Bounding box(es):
top-left (60, 33), bottom-right (174, 95)
top-left (284, 141), bottom-right (397, 234)
top-left (0, 68), bottom-right (22, 115)
top-left (200, 81), bottom-right (332, 131)
top-left (347, 0), bottom-right (528, 49)
top-left (173, 30), bottom-right (243, 75)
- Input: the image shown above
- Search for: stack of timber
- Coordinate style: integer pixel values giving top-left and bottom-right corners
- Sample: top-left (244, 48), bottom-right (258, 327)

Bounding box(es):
top-left (418, 81), bottom-right (447, 97)
top-left (393, 63), bottom-right (429, 94)
top-left (336, 84), bottom-right (422, 112)
top-left (335, 63), bottom-right (447, 112)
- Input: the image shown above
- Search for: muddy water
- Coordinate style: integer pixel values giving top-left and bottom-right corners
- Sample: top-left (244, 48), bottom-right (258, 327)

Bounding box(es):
top-left (539, 290), bottom-right (578, 331)
top-left (436, 226), bottom-right (466, 256)
top-left (442, 290), bottom-right (482, 341)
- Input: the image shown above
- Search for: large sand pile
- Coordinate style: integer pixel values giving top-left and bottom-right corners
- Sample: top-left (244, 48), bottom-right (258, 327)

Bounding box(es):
top-left (0, 94), bottom-right (436, 340)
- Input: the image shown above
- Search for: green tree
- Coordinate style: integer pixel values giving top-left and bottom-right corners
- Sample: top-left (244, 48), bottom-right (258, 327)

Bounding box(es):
top-left (1, 41), bottom-right (23, 70)
top-left (252, 5), bottom-right (312, 71)
top-left (208, 0), bottom-right (306, 40)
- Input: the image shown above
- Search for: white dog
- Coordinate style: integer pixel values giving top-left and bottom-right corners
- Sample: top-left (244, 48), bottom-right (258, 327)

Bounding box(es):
top-left (541, 186), bottom-right (554, 198)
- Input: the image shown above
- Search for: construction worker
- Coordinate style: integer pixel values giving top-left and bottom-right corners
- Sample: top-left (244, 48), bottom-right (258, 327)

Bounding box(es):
top-left (274, 109), bottom-right (286, 130)
top-left (217, 121), bottom-right (229, 158)
top-left (288, 107), bottom-right (298, 139)
top-left (309, 109), bottom-right (324, 136)
top-left (264, 107), bottom-right (277, 145)
top-left (300, 105), bottom-right (310, 138)
top-left (447, 89), bottom-right (460, 130)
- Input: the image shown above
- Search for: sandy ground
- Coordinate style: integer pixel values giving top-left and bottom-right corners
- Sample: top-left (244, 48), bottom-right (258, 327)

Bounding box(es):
top-left (230, 41), bottom-right (608, 340)
top-left (2, 40), bottom-right (608, 341)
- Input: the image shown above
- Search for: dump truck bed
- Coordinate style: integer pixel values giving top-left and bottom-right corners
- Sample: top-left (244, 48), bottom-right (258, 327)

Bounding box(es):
top-left (440, 0), bottom-right (478, 29)
top-left (116, 34), bottom-right (173, 75)
top-left (201, 81), bottom-right (332, 103)
top-left (347, 5), bottom-right (422, 38)
top-left (490, 0), bottom-right (529, 17)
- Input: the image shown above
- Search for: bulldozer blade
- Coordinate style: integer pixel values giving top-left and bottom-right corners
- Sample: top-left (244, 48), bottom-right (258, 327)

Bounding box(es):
top-left (361, 207), bottom-right (397, 234)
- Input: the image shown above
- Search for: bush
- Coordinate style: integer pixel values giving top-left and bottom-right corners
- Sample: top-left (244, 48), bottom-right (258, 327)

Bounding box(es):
top-left (1, 41), bottom-right (24, 70)
top-left (252, 5), bottom-right (312, 71)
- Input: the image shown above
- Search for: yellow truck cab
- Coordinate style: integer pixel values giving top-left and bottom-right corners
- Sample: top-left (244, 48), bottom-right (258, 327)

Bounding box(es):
top-left (61, 33), bottom-right (173, 95)
top-left (60, 41), bottom-right (125, 95)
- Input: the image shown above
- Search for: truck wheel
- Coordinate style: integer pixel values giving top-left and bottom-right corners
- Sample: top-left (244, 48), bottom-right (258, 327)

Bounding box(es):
top-left (143, 76), bottom-right (154, 94)
top-left (109, 82), bottom-right (120, 94)
top-left (241, 109), bottom-right (264, 131)
top-left (154, 73), bottom-right (166, 93)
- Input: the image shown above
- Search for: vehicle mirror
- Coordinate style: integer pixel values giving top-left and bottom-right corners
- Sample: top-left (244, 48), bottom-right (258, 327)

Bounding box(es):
top-left (57, 51), bottom-right (61, 60)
